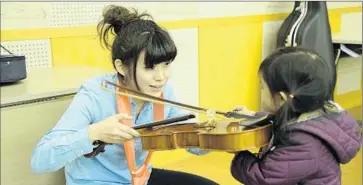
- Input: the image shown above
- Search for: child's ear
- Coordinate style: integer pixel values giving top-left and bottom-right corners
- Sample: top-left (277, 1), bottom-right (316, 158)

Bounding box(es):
top-left (114, 59), bottom-right (127, 76)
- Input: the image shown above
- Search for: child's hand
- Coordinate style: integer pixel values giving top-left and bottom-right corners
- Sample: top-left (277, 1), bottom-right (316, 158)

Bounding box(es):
top-left (233, 105), bottom-right (256, 116)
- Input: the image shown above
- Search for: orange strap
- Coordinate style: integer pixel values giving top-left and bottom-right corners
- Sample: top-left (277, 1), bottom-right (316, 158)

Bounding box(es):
top-left (116, 84), bottom-right (164, 185)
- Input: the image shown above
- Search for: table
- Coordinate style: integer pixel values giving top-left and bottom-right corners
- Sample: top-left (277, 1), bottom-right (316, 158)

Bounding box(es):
top-left (1, 65), bottom-right (112, 185)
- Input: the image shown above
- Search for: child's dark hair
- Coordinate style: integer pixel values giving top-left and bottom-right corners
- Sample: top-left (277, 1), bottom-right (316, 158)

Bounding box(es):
top-left (97, 5), bottom-right (177, 90)
top-left (259, 47), bottom-right (336, 145)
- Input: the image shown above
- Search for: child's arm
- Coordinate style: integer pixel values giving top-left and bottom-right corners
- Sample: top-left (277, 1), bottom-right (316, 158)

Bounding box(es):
top-left (230, 132), bottom-right (319, 185)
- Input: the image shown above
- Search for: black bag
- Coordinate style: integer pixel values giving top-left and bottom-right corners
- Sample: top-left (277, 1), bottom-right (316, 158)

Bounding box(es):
top-left (276, 1), bottom-right (336, 99)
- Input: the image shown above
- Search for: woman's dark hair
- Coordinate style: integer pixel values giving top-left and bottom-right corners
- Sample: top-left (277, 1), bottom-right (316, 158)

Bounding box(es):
top-left (97, 5), bottom-right (177, 90)
top-left (259, 47), bottom-right (336, 145)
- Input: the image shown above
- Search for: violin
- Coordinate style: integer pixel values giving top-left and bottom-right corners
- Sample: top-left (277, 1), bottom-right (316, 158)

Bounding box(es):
top-left (84, 80), bottom-right (274, 158)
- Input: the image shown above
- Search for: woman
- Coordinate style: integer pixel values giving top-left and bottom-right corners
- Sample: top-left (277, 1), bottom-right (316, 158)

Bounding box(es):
top-left (31, 5), bottom-right (218, 185)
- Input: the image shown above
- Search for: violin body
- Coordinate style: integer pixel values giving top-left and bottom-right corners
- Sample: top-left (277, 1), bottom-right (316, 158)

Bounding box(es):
top-left (139, 117), bottom-right (273, 152)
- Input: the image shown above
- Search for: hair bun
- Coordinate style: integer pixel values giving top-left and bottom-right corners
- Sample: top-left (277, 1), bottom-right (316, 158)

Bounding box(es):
top-left (97, 5), bottom-right (153, 50)
top-left (102, 5), bottom-right (142, 33)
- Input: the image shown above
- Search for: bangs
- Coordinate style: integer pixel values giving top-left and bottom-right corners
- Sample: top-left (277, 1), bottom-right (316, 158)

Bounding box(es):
top-left (144, 31), bottom-right (177, 68)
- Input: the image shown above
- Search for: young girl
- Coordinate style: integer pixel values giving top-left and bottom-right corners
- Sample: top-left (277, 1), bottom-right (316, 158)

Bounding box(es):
top-left (31, 5), bottom-right (218, 185)
top-left (230, 47), bottom-right (362, 185)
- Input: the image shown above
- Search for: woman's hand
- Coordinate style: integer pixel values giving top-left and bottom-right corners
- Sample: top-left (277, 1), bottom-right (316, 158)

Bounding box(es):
top-left (88, 113), bottom-right (140, 144)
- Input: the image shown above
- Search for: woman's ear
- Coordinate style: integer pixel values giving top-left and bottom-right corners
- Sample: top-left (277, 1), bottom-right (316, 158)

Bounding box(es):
top-left (114, 59), bottom-right (126, 76)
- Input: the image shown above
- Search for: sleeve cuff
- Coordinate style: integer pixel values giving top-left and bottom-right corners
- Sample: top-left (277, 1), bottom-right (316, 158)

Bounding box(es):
top-left (69, 127), bottom-right (94, 156)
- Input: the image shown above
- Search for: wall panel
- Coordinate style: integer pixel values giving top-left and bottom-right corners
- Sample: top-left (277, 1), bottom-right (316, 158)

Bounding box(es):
top-left (168, 28), bottom-right (199, 108)
top-left (51, 35), bottom-right (113, 69)
top-left (0, 39), bottom-right (52, 68)
top-left (199, 22), bottom-right (263, 113)
top-left (2, 2), bottom-right (360, 31)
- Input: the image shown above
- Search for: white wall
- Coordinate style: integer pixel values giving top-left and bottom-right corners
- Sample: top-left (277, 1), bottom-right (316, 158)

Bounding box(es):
top-left (341, 12), bottom-right (362, 34)
top-left (1, 2), bottom-right (361, 30)
top-left (168, 28), bottom-right (199, 107)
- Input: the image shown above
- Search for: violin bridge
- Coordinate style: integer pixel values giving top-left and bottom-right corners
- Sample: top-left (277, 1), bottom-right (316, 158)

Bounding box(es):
top-left (191, 109), bottom-right (216, 130)
top-left (194, 121), bottom-right (216, 130)
top-left (194, 109), bottom-right (217, 130)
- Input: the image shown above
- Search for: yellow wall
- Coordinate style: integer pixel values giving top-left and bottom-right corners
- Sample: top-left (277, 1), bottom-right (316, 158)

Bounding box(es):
top-left (198, 22), bottom-right (263, 112)
top-left (13, 7), bottom-right (355, 114)
top-left (51, 35), bottom-right (113, 70)
top-left (2, 7), bottom-right (360, 115)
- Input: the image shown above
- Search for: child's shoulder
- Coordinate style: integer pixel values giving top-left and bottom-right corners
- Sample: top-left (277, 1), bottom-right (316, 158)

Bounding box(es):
top-left (288, 101), bottom-right (361, 164)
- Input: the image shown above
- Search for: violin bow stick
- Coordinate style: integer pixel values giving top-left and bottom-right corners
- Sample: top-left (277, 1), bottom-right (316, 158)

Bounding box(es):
top-left (100, 80), bottom-right (260, 120)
